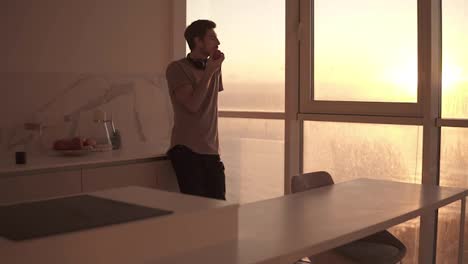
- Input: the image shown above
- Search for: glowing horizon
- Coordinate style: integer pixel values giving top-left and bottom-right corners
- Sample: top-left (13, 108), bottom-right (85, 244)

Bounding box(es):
top-left (187, 0), bottom-right (467, 112)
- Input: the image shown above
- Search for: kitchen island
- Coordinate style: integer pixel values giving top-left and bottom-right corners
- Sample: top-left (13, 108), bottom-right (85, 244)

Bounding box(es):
top-left (1, 179), bottom-right (466, 264)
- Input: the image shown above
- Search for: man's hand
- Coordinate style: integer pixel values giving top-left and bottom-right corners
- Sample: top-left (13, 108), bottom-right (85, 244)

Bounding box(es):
top-left (212, 49), bottom-right (223, 60)
top-left (206, 50), bottom-right (224, 73)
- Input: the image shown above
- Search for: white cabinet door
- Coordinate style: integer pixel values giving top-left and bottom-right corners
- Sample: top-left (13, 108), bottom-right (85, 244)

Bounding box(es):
top-left (82, 161), bottom-right (160, 192)
top-left (0, 170), bottom-right (82, 204)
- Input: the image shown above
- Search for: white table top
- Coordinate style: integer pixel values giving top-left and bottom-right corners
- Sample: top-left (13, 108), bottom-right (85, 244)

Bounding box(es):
top-left (1, 179), bottom-right (466, 264)
top-left (0, 186), bottom-right (232, 263)
top-left (154, 178), bottom-right (468, 264)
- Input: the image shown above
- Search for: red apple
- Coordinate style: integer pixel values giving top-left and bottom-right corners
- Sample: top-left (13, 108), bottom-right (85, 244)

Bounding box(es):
top-left (53, 137), bottom-right (80, 150)
top-left (70, 137), bottom-right (83, 150)
top-left (212, 50), bottom-right (222, 60)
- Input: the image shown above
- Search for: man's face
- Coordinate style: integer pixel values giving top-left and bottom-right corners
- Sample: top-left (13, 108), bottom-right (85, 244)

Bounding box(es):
top-left (195, 29), bottom-right (220, 56)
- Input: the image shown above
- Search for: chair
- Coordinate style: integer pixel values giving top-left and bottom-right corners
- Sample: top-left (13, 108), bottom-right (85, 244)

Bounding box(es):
top-left (292, 171), bottom-right (406, 264)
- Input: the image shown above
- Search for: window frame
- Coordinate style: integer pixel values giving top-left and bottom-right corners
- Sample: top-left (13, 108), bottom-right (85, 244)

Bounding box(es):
top-left (299, 0), bottom-right (424, 117)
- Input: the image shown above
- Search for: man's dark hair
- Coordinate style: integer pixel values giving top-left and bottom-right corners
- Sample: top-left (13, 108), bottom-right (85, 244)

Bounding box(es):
top-left (184, 20), bottom-right (216, 50)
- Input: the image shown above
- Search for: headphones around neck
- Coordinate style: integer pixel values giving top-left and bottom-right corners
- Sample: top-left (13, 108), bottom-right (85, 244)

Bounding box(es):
top-left (187, 54), bottom-right (208, 70)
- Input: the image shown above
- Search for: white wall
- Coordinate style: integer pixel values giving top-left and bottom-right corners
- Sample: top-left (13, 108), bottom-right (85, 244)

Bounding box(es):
top-left (0, 0), bottom-right (175, 156)
top-left (1, 0), bottom-right (174, 72)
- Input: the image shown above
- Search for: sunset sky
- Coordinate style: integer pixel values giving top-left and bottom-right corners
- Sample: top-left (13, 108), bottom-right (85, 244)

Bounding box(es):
top-left (187, 0), bottom-right (467, 104)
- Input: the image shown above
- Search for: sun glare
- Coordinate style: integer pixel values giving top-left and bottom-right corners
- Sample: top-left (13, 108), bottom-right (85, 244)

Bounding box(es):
top-left (442, 63), bottom-right (464, 92)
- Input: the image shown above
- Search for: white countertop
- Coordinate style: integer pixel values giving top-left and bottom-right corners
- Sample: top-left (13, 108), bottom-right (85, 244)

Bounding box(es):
top-left (0, 144), bottom-right (167, 178)
top-left (0, 186), bottom-right (232, 264)
top-left (1, 179), bottom-right (466, 264)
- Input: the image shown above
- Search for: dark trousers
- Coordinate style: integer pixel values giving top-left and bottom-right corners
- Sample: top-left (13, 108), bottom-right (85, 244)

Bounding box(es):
top-left (167, 145), bottom-right (226, 200)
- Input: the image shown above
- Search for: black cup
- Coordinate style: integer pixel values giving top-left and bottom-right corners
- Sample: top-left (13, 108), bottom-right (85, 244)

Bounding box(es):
top-left (15, 151), bottom-right (27, 165)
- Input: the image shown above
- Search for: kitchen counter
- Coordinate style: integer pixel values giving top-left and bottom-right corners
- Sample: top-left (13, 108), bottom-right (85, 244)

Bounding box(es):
top-left (0, 144), bottom-right (168, 178)
top-left (0, 186), bottom-right (233, 264)
top-left (1, 180), bottom-right (466, 264)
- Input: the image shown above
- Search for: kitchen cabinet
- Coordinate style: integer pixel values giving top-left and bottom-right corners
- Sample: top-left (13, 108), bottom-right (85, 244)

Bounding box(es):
top-left (0, 159), bottom-right (178, 204)
top-left (0, 170), bottom-right (82, 204)
top-left (82, 161), bottom-right (159, 192)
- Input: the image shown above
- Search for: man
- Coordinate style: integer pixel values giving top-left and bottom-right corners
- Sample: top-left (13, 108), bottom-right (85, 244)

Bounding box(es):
top-left (165, 20), bottom-right (226, 200)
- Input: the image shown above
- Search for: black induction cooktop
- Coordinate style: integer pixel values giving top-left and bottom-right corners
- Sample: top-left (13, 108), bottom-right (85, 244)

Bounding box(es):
top-left (0, 195), bottom-right (173, 241)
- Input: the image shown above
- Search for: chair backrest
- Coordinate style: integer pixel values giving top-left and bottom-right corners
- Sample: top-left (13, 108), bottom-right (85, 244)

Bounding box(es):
top-left (291, 171), bottom-right (334, 193)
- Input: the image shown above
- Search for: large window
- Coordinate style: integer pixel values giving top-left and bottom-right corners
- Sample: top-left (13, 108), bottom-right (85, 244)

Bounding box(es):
top-left (299, 0), bottom-right (420, 117)
top-left (303, 121), bottom-right (422, 263)
top-left (436, 0), bottom-right (468, 262)
top-left (298, 0), bottom-right (467, 263)
top-left (314, 0), bottom-right (417, 103)
top-left (187, 0), bottom-right (285, 112)
top-left (442, 0), bottom-right (468, 119)
top-left (440, 128), bottom-right (468, 189)
top-left (438, 128), bottom-right (468, 263)
top-left (185, 0), bottom-right (467, 261)
top-left (219, 118), bottom-right (284, 204)
top-left (303, 122), bottom-right (422, 184)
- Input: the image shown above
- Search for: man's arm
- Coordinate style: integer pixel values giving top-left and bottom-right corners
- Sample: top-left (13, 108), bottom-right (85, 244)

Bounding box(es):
top-left (173, 68), bottom-right (217, 113)
top-left (167, 52), bottom-right (224, 113)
